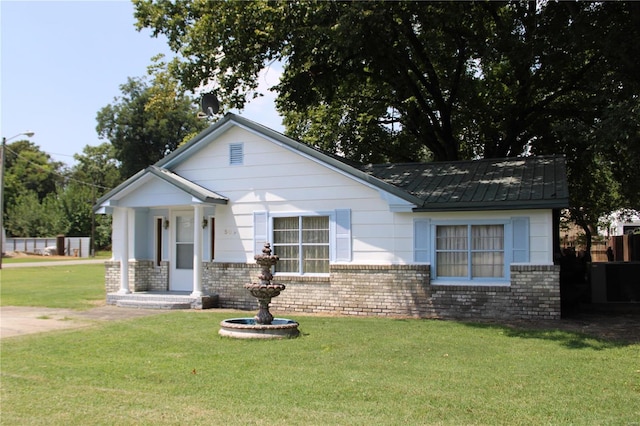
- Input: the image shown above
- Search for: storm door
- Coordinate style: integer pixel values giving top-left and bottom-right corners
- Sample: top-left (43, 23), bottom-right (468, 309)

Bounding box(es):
top-left (170, 211), bottom-right (194, 291)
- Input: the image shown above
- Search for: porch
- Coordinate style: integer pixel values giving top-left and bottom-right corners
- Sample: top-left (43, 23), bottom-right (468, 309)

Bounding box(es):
top-left (106, 291), bottom-right (219, 310)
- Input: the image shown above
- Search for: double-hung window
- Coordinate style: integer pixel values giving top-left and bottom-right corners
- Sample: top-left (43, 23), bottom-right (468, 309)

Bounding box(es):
top-left (273, 216), bottom-right (330, 274)
top-left (435, 224), bottom-right (505, 279)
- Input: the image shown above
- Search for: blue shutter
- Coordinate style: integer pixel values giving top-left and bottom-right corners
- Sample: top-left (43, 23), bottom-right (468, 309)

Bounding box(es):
top-left (512, 217), bottom-right (530, 263)
top-left (335, 209), bottom-right (351, 262)
top-left (414, 219), bottom-right (430, 263)
top-left (253, 211), bottom-right (268, 255)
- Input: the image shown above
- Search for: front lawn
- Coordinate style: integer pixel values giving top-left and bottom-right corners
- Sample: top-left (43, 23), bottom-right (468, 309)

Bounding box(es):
top-left (0, 264), bottom-right (105, 309)
top-left (1, 311), bottom-right (638, 425)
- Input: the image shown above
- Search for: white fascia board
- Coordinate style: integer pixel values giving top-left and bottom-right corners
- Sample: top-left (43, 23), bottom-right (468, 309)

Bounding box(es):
top-left (380, 191), bottom-right (415, 212)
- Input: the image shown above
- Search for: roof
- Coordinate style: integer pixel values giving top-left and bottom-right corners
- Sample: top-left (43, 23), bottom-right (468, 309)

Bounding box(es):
top-left (95, 113), bottom-right (568, 213)
top-left (94, 166), bottom-right (228, 211)
top-left (360, 156), bottom-right (569, 211)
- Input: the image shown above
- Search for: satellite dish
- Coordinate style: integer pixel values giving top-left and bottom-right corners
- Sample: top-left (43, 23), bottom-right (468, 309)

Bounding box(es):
top-left (201, 92), bottom-right (220, 117)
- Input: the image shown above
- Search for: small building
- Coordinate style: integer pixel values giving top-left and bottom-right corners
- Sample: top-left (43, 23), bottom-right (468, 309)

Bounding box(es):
top-left (95, 114), bottom-right (569, 320)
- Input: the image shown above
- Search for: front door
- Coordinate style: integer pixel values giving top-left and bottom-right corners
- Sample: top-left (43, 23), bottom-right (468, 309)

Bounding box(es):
top-left (170, 211), bottom-right (194, 291)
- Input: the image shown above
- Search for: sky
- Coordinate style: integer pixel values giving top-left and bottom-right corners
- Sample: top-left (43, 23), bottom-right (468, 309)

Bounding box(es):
top-left (1, 0), bottom-right (284, 166)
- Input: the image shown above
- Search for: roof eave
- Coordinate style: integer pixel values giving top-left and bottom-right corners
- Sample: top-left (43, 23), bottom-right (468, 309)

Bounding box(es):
top-left (414, 199), bottom-right (570, 212)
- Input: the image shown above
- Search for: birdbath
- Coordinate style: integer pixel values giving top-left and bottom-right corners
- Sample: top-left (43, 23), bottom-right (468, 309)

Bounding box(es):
top-left (244, 243), bottom-right (286, 324)
top-left (219, 243), bottom-right (299, 339)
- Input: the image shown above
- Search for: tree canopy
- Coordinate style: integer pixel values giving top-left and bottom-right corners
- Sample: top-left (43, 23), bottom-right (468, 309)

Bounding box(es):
top-left (95, 56), bottom-right (208, 178)
top-left (134, 0), bottom-right (639, 237)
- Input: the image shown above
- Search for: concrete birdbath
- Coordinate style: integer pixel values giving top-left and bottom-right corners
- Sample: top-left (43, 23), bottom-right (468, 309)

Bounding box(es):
top-left (219, 243), bottom-right (299, 339)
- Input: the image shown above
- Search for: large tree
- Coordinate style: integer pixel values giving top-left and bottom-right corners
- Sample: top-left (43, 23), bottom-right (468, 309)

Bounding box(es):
top-left (134, 1), bottom-right (638, 161)
top-left (134, 1), bottom-right (640, 241)
top-left (96, 56), bottom-right (208, 178)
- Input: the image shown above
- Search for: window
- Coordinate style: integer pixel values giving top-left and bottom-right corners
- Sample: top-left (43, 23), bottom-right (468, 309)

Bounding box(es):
top-left (435, 224), bottom-right (504, 279)
top-left (229, 143), bottom-right (243, 165)
top-left (273, 216), bottom-right (330, 274)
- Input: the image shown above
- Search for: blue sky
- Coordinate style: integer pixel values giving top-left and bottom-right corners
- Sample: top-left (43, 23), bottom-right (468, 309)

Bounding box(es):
top-left (1, 0), bottom-right (283, 166)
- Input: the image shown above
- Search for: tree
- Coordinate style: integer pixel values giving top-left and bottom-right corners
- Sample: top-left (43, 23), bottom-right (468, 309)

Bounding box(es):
top-left (2, 140), bottom-right (65, 237)
top-left (134, 1), bottom-right (640, 245)
top-left (6, 191), bottom-right (67, 237)
top-left (134, 2), bottom-right (638, 161)
top-left (3, 140), bottom-right (64, 209)
top-left (96, 56), bottom-right (208, 178)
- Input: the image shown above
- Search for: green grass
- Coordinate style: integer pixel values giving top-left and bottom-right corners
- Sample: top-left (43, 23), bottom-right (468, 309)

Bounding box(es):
top-left (1, 264), bottom-right (639, 424)
top-left (2, 251), bottom-right (111, 264)
top-left (1, 312), bottom-right (638, 425)
top-left (0, 264), bottom-right (105, 309)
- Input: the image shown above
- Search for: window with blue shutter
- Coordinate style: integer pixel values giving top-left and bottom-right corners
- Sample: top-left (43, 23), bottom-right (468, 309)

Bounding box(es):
top-left (414, 219), bottom-right (430, 263)
top-left (335, 209), bottom-right (351, 262)
top-left (511, 217), bottom-right (530, 263)
top-left (253, 211), bottom-right (267, 255)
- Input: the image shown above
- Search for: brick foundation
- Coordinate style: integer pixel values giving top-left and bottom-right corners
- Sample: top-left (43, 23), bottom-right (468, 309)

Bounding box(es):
top-left (105, 260), bottom-right (169, 293)
top-left (105, 261), bottom-right (560, 320)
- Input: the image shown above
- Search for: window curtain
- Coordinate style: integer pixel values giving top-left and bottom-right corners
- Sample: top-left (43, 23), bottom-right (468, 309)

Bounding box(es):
top-left (273, 217), bottom-right (299, 273)
top-left (273, 216), bottom-right (329, 273)
top-left (302, 216), bottom-right (329, 273)
top-left (436, 225), bottom-right (467, 277)
top-left (471, 225), bottom-right (504, 277)
top-left (436, 224), bottom-right (504, 278)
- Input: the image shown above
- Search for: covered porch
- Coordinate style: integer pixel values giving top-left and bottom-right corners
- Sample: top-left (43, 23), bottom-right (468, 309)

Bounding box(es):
top-left (95, 166), bottom-right (229, 309)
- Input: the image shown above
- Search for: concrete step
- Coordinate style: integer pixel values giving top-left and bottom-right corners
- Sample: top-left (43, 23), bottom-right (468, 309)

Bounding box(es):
top-left (115, 300), bottom-right (192, 310)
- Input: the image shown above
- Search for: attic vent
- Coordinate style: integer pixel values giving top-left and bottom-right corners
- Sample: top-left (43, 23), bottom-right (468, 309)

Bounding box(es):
top-left (229, 143), bottom-right (244, 165)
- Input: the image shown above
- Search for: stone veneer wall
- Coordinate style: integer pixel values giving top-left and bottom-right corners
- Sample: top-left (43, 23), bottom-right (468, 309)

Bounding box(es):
top-left (104, 260), bottom-right (169, 293)
top-left (105, 261), bottom-right (560, 320)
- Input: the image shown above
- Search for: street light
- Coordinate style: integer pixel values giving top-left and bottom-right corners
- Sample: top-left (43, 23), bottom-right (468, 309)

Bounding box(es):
top-left (1, 131), bottom-right (35, 269)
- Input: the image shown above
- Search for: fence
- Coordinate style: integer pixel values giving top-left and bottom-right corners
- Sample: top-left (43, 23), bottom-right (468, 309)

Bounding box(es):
top-left (3, 237), bottom-right (91, 258)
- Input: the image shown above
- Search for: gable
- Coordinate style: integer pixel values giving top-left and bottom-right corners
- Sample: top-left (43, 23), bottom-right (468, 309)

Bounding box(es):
top-left (159, 117), bottom-right (420, 212)
top-left (94, 166), bottom-right (228, 212)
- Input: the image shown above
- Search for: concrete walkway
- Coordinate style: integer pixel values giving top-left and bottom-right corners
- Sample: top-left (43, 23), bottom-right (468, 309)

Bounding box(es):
top-left (2, 259), bottom-right (106, 268)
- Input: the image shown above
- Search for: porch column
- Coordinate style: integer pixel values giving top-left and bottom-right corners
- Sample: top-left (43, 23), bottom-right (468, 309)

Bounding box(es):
top-left (117, 207), bottom-right (131, 294)
top-left (191, 204), bottom-right (203, 297)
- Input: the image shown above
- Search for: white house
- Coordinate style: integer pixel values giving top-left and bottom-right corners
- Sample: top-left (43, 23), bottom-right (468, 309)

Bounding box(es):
top-left (95, 114), bottom-right (569, 320)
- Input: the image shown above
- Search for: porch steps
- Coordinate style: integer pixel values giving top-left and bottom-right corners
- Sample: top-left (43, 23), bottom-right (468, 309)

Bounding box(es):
top-left (107, 292), bottom-right (219, 310)
top-left (115, 299), bottom-right (192, 310)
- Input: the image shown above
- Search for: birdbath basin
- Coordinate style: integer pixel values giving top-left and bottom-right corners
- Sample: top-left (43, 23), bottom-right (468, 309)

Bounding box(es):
top-left (218, 243), bottom-right (299, 339)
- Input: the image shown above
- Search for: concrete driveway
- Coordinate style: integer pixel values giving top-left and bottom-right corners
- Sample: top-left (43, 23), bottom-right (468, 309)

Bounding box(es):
top-left (0, 305), bottom-right (168, 339)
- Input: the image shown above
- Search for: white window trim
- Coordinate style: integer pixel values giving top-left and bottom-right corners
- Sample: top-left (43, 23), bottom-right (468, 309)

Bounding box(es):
top-left (430, 219), bottom-right (512, 286)
top-left (269, 211), bottom-right (334, 276)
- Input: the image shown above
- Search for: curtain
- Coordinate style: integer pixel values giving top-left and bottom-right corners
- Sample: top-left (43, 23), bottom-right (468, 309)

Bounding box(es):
top-left (436, 225), bottom-right (504, 278)
top-left (436, 226), bottom-right (467, 277)
top-left (274, 216), bottom-right (329, 273)
top-left (471, 225), bottom-right (504, 277)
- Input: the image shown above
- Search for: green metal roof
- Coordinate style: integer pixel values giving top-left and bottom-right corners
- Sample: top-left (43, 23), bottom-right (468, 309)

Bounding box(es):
top-left (360, 156), bottom-right (569, 211)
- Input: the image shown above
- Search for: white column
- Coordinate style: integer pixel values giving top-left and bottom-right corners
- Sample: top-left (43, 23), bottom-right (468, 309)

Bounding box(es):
top-left (191, 205), bottom-right (203, 297)
top-left (117, 207), bottom-right (130, 294)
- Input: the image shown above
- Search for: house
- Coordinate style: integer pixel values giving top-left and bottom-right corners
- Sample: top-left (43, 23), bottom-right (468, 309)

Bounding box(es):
top-left (94, 114), bottom-right (569, 320)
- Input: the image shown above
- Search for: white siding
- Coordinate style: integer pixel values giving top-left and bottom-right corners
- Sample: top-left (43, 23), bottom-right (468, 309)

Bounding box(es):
top-left (111, 124), bottom-right (556, 267)
top-left (173, 126), bottom-right (401, 263)
top-left (118, 177), bottom-right (194, 208)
